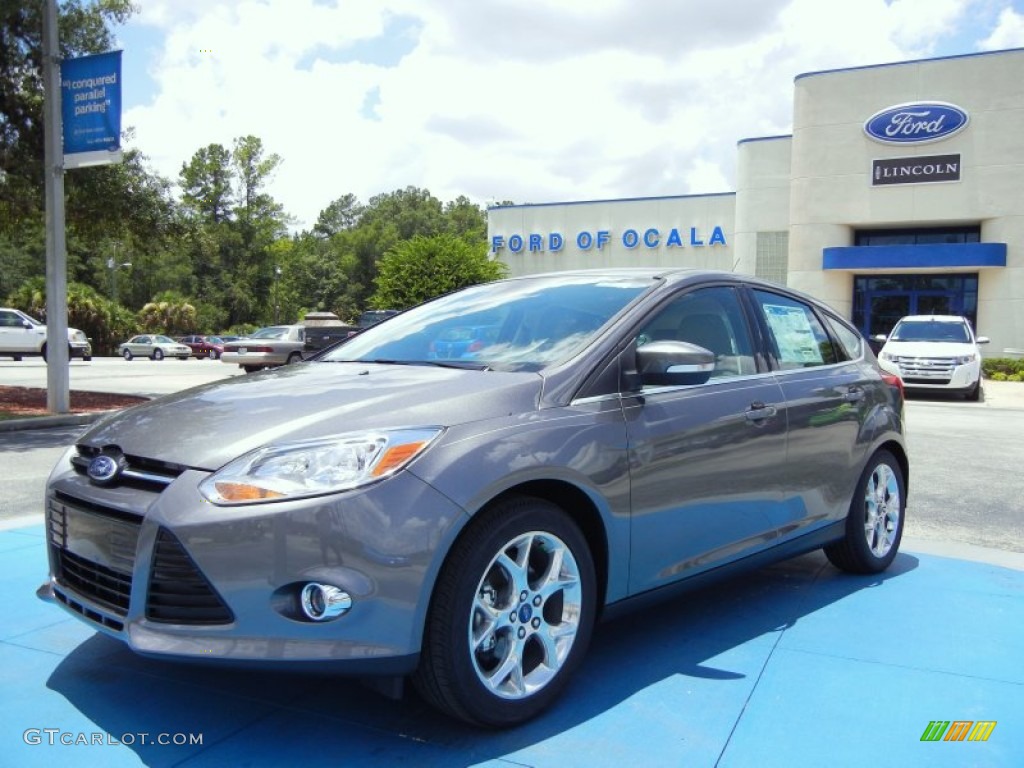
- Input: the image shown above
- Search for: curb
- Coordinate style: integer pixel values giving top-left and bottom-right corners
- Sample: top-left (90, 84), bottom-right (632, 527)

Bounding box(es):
top-left (0, 410), bottom-right (116, 433)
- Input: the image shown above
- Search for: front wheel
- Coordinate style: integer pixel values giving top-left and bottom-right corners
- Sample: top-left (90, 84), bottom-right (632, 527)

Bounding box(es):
top-left (208, 349), bottom-right (219, 360)
top-left (152, 348), bottom-right (164, 361)
top-left (825, 449), bottom-right (905, 574)
top-left (413, 496), bottom-right (596, 727)
top-left (122, 349), bottom-right (133, 361)
top-left (965, 380), bottom-right (981, 401)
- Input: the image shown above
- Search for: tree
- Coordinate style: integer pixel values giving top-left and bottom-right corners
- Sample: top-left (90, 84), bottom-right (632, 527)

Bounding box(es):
top-left (180, 144), bottom-right (234, 225)
top-left (372, 234), bottom-right (506, 310)
top-left (312, 193), bottom-right (363, 239)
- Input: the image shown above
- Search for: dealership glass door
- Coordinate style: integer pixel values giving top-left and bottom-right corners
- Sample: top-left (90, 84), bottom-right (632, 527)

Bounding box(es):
top-left (853, 274), bottom-right (978, 341)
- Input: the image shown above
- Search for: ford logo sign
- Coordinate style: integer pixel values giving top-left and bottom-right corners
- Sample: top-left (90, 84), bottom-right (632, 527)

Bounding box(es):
top-left (864, 102), bottom-right (969, 145)
top-left (87, 452), bottom-right (125, 485)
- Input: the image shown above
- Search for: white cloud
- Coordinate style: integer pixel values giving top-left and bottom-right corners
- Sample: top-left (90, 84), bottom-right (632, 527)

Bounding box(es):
top-left (979, 6), bottom-right (1024, 48)
top-left (121, 0), bottom-right (1001, 230)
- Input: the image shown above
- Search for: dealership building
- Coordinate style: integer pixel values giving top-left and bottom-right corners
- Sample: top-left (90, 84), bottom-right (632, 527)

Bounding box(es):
top-left (487, 48), bottom-right (1023, 355)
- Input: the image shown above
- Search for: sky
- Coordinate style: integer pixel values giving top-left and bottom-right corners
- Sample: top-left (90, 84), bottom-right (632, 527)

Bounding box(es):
top-left (112, 0), bottom-right (1024, 231)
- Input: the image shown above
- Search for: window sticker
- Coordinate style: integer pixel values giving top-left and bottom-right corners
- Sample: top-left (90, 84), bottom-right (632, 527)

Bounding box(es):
top-left (762, 304), bottom-right (824, 365)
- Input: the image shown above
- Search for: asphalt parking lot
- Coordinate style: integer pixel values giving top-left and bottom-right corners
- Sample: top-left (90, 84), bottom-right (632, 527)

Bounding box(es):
top-left (1, 360), bottom-right (1022, 766)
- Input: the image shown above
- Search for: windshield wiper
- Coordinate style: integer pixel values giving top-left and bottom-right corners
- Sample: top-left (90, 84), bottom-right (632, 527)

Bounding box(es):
top-left (326, 358), bottom-right (491, 371)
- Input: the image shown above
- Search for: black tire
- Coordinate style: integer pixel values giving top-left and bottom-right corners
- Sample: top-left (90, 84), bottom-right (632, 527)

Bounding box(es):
top-left (122, 349), bottom-right (133, 361)
top-left (209, 349), bottom-right (219, 360)
top-left (83, 355), bottom-right (91, 362)
top-left (965, 381), bottom-right (981, 401)
top-left (286, 351), bottom-right (302, 365)
top-left (40, 343), bottom-right (47, 362)
top-left (413, 496), bottom-right (597, 727)
top-left (242, 365), bottom-right (260, 373)
top-left (153, 348), bottom-right (164, 361)
top-left (825, 449), bottom-right (905, 574)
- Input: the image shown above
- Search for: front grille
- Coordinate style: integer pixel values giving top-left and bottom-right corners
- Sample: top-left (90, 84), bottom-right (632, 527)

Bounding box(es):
top-left (146, 528), bottom-right (234, 625)
top-left (48, 498), bottom-right (140, 618)
top-left (71, 445), bottom-right (184, 492)
top-left (895, 356), bottom-right (956, 383)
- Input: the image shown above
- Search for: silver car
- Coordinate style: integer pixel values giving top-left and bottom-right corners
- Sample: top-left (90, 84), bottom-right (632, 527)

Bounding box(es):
top-left (220, 324), bottom-right (305, 372)
top-left (117, 334), bottom-right (192, 361)
top-left (40, 270), bottom-right (908, 727)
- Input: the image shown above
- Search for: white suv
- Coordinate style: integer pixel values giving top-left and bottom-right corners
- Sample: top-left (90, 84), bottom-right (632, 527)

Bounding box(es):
top-left (875, 315), bottom-right (988, 400)
top-left (0, 307), bottom-right (92, 362)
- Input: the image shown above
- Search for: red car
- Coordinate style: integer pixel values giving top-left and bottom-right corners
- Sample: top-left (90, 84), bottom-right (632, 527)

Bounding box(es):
top-left (178, 335), bottom-right (226, 360)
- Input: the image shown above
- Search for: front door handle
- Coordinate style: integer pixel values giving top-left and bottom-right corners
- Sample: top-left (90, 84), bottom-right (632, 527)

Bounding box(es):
top-left (843, 387), bottom-right (865, 403)
top-left (745, 401), bottom-right (778, 422)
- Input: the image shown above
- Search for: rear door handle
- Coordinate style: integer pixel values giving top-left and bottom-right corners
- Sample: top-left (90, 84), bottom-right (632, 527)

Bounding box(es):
top-left (745, 401), bottom-right (778, 422)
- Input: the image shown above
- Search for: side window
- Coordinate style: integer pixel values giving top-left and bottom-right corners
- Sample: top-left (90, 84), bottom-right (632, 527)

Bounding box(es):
top-left (822, 314), bottom-right (862, 362)
top-left (637, 286), bottom-right (757, 380)
top-left (752, 289), bottom-right (839, 369)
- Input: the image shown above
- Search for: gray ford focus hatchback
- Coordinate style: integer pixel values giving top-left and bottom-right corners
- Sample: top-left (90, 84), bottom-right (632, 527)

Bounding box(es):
top-left (39, 269), bottom-right (908, 727)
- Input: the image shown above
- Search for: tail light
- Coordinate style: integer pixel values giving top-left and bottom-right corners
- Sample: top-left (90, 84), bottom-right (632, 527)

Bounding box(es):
top-left (880, 371), bottom-right (904, 399)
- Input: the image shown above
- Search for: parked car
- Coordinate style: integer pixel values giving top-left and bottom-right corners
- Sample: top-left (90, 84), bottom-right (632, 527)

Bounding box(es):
top-left (118, 335), bottom-right (192, 361)
top-left (875, 314), bottom-right (989, 400)
top-left (178, 335), bottom-right (226, 360)
top-left (0, 307), bottom-right (91, 361)
top-left (302, 312), bottom-right (358, 355)
top-left (220, 324), bottom-right (306, 372)
top-left (40, 269), bottom-right (908, 728)
top-left (357, 309), bottom-right (399, 328)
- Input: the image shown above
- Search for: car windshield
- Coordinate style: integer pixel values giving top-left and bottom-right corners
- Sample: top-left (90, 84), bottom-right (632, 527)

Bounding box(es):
top-left (890, 320), bottom-right (970, 343)
top-left (249, 326), bottom-right (291, 340)
top-left (321, 274), bottom-right (654, 372)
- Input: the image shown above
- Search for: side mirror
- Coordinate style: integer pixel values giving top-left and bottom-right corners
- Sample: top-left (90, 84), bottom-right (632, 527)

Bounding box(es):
top-left (872, 334), bottom-right (888, 342)
top-left (976, 336), bottom-right (990, 345)
top-left (636, 341), bottom-right (715, 387)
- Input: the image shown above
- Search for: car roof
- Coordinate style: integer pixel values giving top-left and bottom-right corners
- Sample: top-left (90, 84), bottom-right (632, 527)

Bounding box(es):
top-left (896, 315), bottom-right (968, 323)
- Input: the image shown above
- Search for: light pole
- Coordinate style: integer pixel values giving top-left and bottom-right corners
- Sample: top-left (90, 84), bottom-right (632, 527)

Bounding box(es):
top-left (107, 256), bottom-right (132, 304)
top-left (274, 265), bottom-right (282, 323)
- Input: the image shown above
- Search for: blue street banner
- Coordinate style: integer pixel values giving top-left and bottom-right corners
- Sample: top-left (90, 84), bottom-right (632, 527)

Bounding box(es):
top-left (60, 50), bottom-right (123, 167)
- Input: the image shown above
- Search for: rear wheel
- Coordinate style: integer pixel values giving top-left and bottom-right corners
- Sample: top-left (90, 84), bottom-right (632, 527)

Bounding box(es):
top-left (153, 348), bottom-right (164, 361)
top-left (825, 449), bottom-right (905, 574)
top-left (286, 351), bottom-right (302, 365)
top-left (413, 496), bottom-right (596, 727)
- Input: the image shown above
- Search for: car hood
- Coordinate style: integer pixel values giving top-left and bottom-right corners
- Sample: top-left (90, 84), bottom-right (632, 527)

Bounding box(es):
top-left (79, 362), bottom-right (543, 470)
top-left (881, 341), bottom-right (977, 358)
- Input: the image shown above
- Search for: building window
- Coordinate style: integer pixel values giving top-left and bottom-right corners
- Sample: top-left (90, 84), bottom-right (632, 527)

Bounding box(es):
top-left (755, 231), bottom-right (788, 284)
top-left (854, 226), bottom-right (980, 246)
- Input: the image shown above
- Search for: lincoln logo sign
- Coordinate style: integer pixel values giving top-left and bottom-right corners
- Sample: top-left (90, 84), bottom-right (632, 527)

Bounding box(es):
top-left (864, 102), bottom-right (969, 145)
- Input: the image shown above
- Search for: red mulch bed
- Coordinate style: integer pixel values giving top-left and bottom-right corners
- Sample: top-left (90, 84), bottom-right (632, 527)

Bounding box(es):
top-left (0, 386), bottom-right (148, 418)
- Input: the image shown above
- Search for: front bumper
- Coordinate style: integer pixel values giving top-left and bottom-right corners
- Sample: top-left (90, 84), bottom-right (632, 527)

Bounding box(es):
top-left (39, 455), bottom-right (465, 671)
top-left (877, 357), bottom-right (980, 392)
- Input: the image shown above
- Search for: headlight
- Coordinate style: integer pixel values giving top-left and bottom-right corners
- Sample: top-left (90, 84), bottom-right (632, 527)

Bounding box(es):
top-left (199, 427), bottom-right (443, 505)
top-left (954, 354), bottom-right (977, 365)
top-left (880, 352), bottom-right (897, 362)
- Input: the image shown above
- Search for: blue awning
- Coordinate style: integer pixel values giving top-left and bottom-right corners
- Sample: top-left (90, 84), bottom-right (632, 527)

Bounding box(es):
top-left (823, 243), bottom-right (1007, 270)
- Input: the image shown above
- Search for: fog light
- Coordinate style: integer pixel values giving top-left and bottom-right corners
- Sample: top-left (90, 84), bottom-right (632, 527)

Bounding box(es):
top-left (300, 583), bottom-right (352, 621)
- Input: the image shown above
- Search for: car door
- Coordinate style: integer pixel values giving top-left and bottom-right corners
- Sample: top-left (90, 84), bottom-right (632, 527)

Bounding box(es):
top-left (623, 285), bottom-right (790, 594)
top-left (0, 309), bottom-right (34, 353)
top-left (747, 288), bottom-right (874, 537)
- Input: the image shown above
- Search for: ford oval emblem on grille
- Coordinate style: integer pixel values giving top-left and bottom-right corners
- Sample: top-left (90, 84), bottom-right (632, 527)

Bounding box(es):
top-left (864, 102), bottom-right (969, 145)
top-left (87, 453), bottom-right (125, 485)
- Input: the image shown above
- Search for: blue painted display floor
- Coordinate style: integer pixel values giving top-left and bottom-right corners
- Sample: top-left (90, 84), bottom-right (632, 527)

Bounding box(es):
top-left (3, 523), bottom-right (1021, 767)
